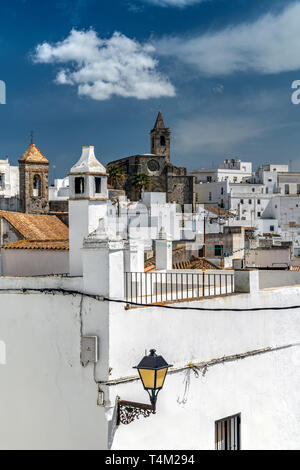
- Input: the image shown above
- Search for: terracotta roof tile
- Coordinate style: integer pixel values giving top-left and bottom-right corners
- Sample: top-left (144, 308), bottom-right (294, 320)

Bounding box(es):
top-left (204, 205), bottom-right (235, 217)
top-left (0, 211), bottom-right (68, 241)
top-left (3, 240), bottom-right (69, 250)
top-left (19, 143), bottom-right (49, 164)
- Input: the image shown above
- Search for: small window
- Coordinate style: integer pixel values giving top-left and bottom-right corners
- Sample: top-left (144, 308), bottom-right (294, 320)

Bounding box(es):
top-left (266, 187), bottom-right (269, 194)
top-left (160, 135), bottom-right (166, 146)
top-left (207, 176), bottom-right (212, 183)
top-left (285, 184), bottom-right (290, 195)
top-left (221, 187), bottom-right (224, 195)
top-left (257, 212), bottom-right (261, 217)
top-left (275, 205), bottom-right (277, 209)
top-left (240, 199), bottom-right (244, 204)
top-left (75, 177), bottom-right (85, 195)
top-left (95, 177), bottom-right (101, 194)
top-left (252, 188), bottom-right (255, 192)
top-left (215, 414), bottom-right (241, 450)
top-left (33, 174), bottom-right (41, 197)
top-left (0, 174), bottom-right (3, 188)
top-left (220, 199), bottom-right (224, 208)
top-left (297, 185), bottom-right (300, 195)
top-left (257, 199), bottom-right (261, 205)
top-left (270, 225), bottom-right (275, 232)
top-left (214, 245), bottom-right (223, 257)
top-left (248, 199), bottom-right (252, 204)
top-left (208, 192), bottom-right (212, 201)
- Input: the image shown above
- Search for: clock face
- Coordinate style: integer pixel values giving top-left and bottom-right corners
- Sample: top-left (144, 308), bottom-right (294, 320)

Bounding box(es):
top-left (147, 159), bottom-right (160, 172)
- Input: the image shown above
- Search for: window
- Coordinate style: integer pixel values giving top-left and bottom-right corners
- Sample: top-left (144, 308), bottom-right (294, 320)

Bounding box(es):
top-left (257, 199), bottom-right (261, 205)
top-left (221, 187), bottom-right (224, 195)
top-left (75, 177), bottom-right (85, 195)
top-left (285, 184), bottom-right (290, 195)
top-left (270, 225), bottom-right (275, 232)
top-left (208, 192), bottom-right (212, 201)
top-left (240, 199), bottom-right (244, 204)
top-left (207, 176), bottom-right (212, 182)
top-left (220, 199), bottom-right (224, 208)
top-left (268, 178), bottom-right (272, 182)
top-left (160, 135), bottom-right (166, 146)
top-left (214, 245), bottom-right (223, 257)
top-left (215, 414), bottom-right (241, 450)
top-left (0, 174), bottom-right (3, 188)
top-left (266, 188), bottom-right (269, 194)
top-left (257, 212), bottom-right (261, 217)
top-left (248, 199), bottom-right (252, 204)
top-left (297, 185), bottom-right (300, 195)
top-left (33, 174), bottom-right (41, 197)
top-left (252, 188), bottom-right (255, 192)
top-left (95, 177), bottom-right (101, 194)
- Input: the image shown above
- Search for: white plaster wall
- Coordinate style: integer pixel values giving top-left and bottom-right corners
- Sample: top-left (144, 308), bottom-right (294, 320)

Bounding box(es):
top-left (0, 291), bottom-right (109, 450)
top-left (108, 287), bottom-right (300, 450)
top-left (69, 199), bottom-right (107, 276)
top-left (245, 248), bottom-right (290, 268)
top-left (1, 273), bottom-right (300, 449)
top-left (1, 249), bottom-right (69, 276)
top-left (0, 161), bottom-right (19, 198)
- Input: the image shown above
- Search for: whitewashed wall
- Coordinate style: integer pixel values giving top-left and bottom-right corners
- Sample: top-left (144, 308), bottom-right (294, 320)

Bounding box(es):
top-left (108, 287), bottom-right (300, 450)
top-left (1, 249), bottom-right (69, 276)
top-left (0, 291), bottom-right (109, 450)
top-left (0, 276), bottom-right (300, 449)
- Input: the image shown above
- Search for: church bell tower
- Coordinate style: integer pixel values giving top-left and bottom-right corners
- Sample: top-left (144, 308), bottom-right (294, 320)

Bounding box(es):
top-left (18, 136), bottom-right (49, 214)
top-left (150, 111), bottom-right (171, 163)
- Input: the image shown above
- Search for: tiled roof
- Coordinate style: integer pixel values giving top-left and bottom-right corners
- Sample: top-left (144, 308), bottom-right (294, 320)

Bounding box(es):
top-left (0, 211), bottom-right (69, 241)
top-left (3, 240), bottom-right (69, 250)
top-left (204, 205), bottom-right (235, 217)
top-left (19, 143), bottom-right (49, 164)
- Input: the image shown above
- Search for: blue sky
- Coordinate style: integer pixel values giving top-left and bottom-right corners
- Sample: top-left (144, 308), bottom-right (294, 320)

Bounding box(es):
top-left (1, 0), bottom-right (300, 181)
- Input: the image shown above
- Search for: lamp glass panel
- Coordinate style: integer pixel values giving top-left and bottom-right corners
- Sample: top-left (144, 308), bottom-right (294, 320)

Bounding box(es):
top-left (156, 368), bottom-right (168, 388)
top-left (139, 369), bottom-right (155, 389)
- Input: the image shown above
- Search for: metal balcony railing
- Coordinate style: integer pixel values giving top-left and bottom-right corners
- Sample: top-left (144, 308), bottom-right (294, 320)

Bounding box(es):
top-left (125, 271), bottom-right (234, 305)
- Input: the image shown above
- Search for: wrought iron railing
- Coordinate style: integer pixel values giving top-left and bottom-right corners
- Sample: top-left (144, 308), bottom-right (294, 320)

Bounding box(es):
top-left (125, 271), bottom-right (234, 305)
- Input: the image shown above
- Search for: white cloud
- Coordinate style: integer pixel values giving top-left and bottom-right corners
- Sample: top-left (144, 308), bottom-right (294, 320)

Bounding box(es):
top-left (143, 0), bottom-right (207, 7)
top-left (157, 3), bottom-right (300, 75)
top-left (33, 29), bottom-right (175, 100)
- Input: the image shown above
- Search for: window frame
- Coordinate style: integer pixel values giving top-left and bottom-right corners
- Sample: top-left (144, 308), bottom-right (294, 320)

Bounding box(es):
top-left (75, 176), bottom-right (85, 195)
top-left (215, 413), bottom-right (241, 450)
top-left (95, 176), bottom-right (102, 194)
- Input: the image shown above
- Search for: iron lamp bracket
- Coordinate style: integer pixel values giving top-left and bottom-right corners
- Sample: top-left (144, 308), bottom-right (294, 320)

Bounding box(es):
top-left (117, 399), bottom-right (155, 425)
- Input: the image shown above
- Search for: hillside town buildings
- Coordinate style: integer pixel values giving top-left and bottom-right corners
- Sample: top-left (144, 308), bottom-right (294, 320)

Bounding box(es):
top-left (0, 114), bottom-right (300, 450)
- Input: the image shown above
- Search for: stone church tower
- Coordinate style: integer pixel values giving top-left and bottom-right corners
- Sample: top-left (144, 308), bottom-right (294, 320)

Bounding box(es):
top-left (150, 111), bottom-right (171, 163)
top-left (19, 139), bottom-right (49, 214)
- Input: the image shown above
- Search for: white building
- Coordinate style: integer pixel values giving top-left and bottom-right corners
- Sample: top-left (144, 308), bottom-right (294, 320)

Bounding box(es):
top-left (0, 149), bottom-right (300, 449)
top-left (49, 177), bottom-right (69, 201)
top-left (0, 157), bottom-right (19, 211)
top-left (191, 158), bottom-right (252, 184)
top-left (69, 146), bottom-right (109, 276)
top-left (0, 223), bottom-right (300, 449)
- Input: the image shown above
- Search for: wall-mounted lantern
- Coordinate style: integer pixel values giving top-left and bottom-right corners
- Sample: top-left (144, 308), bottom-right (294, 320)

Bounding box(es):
top-left (117, 349), bottom-right (172, 425)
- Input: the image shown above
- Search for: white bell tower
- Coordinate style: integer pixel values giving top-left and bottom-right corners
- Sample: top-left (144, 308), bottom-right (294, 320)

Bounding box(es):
top-left (69, 146), bottom-right (109, 276)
